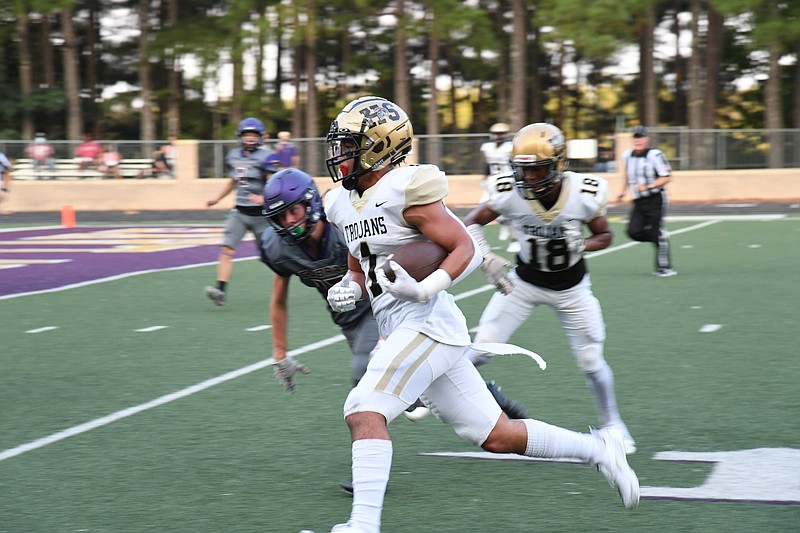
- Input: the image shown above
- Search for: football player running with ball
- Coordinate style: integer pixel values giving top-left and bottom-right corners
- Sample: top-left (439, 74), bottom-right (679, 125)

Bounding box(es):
top-left (299, 99), bottom-right (638, 533)
top-left (464, 123), bottom-right (636, 454)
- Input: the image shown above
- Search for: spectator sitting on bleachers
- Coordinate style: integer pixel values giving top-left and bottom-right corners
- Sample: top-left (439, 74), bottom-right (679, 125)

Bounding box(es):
top-left (75, 133), bottom-right (103, 172)
top-left (138, 144), bottom-right (173, 179)
top-left (25, 133), bottom-right (56, 180)
top-left (99, 145), bottom-right (123, 179)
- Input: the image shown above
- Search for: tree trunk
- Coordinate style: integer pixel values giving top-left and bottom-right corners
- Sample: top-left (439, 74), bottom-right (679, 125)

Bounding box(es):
top-left (166, 0), bottom-right (180, 136)
top-left (702, 5), bottom-right (723, 129)
top-left (292, 6), bottom-right (303, 137)
top-left (393, 0), bottom-right (410, 113)
top-left (426, 11), bottom-right (440, 165)
top-left (794, 39), bottom-right (800, 129)
top-left (528, 24), bottom-right (542, 123)
top-left (231, 47), bottom-right (244, 126)
top-left (509, 0), bottom-right (526, 130)
top-left (303, 1), bottom-right (319, 168)
top-left (42, 14), bottom-right (55, 88)
top-left (639, 1), bottom-right (657, 127)
top-left (494, 5), bottom-right (508, 123)
top-left (765, 42), bottom-right (783, 168)
top-left (17, 11), bottom-right (33, 139)
top-left (87, 0), bottom-right (100, 104)
top-left (686, 0), bottom-right (703, 130)
top-left (138, 0), bottom-right (155, 143)
top-left (672, 0), bottom-right (683, 125)
top-left (61, 8), bottom-right (82, 140)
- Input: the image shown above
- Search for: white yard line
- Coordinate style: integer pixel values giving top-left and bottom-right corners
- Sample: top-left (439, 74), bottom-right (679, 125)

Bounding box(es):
top-left (0, 217), bottom-right (774, 462)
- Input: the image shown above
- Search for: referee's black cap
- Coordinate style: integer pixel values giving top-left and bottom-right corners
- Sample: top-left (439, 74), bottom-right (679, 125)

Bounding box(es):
top-left (632, 125), bottom-right (648, 138)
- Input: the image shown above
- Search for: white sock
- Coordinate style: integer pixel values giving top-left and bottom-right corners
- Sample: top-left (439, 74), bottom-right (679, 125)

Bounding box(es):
top-left (522, 419), bottom-right (603, 462)
top-left (585, 362), bottom-right (622, 427)
top-left (349, 439), bottom-right (392, 533)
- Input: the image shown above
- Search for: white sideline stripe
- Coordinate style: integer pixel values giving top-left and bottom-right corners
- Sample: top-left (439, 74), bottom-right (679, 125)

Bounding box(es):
top-left (136, 326), bottom-right (168, 332)
top-left (418, 451), bottom-right (583, 464)
top-left (0, 218), bottom-right (744, 462)
top-left (246, 325), bottom-right (272, 331)
top-left (0, 334), bottom-right (345, 462)
top-left (26, 326), bottom-right (59, 333)
top-left (0, 255), bottom-right (258, 301)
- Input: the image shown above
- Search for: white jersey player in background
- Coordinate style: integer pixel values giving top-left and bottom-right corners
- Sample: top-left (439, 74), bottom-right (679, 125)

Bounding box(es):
top-left (464, 122), bottom-right (636, 454)
top-left (299, 98), bottom-right (638, 533)
top-left (480, 122), bottom-right (519, 253)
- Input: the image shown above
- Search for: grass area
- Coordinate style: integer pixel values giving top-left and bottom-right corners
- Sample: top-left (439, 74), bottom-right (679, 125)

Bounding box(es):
top-left (1, 217), bottom-right (799, 532)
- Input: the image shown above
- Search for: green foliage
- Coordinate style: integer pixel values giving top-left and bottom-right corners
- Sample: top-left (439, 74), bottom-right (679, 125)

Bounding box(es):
top-left (0, 0), bottom-right (796, 140)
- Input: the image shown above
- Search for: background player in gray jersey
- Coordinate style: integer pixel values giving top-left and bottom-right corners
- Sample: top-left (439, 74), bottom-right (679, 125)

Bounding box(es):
top-left (204, 117), bottom-right (277, 306)
top-left (261, 168), bottom-right (380, 494)
top-left (464, 122), bottom-right (636, 455)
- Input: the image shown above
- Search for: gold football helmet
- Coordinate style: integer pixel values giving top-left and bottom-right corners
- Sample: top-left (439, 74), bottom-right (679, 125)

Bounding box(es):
top-left (325, 96), bottom-right (413, 190)
top-left (489, 122), bottom-right (511, 143)
top-left (511, 122), bottom-right (568, 200)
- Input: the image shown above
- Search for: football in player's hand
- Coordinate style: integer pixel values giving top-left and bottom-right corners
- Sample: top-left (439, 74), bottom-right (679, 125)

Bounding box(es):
top-left (383, 241), bottom-right (448, 282)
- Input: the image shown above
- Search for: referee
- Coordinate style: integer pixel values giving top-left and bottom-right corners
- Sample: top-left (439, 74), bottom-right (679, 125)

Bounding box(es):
top-left (616, 126), bottom-right (676, 277)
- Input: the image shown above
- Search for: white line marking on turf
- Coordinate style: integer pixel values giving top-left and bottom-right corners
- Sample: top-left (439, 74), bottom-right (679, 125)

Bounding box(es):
top-left (699, 324), bottom-right (723, 333)
top-left (417, 451), bottom-right (583, 464)
top-left (246, 325), bottom-right (272, 331)
top-left (0, 334), bottom-right (345, 462)
top-left (0, 218), bottom-right (735, 462)
top-left (26, 326), bottom-right (59, 333)
top-left (136, 326), bottom-right (168, 332)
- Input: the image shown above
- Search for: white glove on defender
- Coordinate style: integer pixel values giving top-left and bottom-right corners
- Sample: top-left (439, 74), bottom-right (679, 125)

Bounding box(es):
top-left (562, 225), bottom-right (586, 254)
top-left (467, 223), bottom-right (515, 295)
top-left (327, 277), bottom-right (362, 312)
top-left (482, 252), bottom-right (514, 295)
top-left (273, 356), bottom-right (310, 394)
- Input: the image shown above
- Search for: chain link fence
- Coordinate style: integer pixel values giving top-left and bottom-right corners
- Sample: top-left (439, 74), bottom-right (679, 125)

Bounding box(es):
top-left (4, 129), bottom-right (799, 179)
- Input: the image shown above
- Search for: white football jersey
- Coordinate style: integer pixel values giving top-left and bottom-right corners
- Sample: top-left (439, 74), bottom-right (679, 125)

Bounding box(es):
top-left (480, 140), bottom-right (513, 175)
top-left (485, 171), bottom-right (609, 290)
top-left (325, 165), bottom-right (471, 345)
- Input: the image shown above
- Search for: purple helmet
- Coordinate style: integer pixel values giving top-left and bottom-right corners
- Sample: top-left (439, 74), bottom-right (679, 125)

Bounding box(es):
top-left (237, 117), bottom-right (265, 151)
top-left (262, 168), bottom-right (323, 244)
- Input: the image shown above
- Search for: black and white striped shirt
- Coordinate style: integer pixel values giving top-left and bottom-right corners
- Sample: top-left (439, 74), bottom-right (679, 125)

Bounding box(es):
top-left (623, 148), bottom-right (671, 199)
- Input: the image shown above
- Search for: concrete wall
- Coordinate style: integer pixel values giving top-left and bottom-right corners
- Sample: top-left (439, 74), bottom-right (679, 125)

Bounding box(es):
top-left (2, 137), bottom-right (798, 213)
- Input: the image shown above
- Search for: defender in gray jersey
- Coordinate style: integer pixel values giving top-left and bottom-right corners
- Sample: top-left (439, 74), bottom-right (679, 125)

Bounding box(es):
top-left (616, 125), bottom-right (676, 277)
top-left (262, 168), bottom-right (380, 496)
top-left (204, 117), bottom-right (277, 306)
top-left (464, 123), bottom-right (636, 455)
top-left (260, 168), bottom-right (378, 392)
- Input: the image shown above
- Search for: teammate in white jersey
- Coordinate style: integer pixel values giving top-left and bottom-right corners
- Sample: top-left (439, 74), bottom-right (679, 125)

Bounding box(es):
top-left (298, 98), bottom-right (638, 533)
top-left (464, 122), bottom-right (636, 454)
top-left (480, 122), bottom-right (518, 252)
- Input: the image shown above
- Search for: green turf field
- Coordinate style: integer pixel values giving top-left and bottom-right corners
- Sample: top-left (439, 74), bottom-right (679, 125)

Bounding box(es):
top-left (2, 215), bottom-right (799, 532)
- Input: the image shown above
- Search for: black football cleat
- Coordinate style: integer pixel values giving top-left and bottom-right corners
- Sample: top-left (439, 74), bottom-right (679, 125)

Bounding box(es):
top-left (339, 478), bottom-right (353, 494)
top-left (485, 380), bottom-right (529, 419)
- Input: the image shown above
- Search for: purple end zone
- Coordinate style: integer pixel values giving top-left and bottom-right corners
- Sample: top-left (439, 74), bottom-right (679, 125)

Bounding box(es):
top-left (0, 226), bottom-right (259, 298)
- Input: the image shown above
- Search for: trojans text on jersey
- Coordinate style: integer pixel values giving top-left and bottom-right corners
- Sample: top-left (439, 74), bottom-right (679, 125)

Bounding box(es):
top-left (341, 217), bottom-right (388, 243)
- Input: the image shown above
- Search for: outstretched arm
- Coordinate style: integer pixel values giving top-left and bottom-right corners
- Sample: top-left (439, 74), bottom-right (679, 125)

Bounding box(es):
top-left (270, 274), bottom-right (290, 361)
top-left (207, 179), bottom-right (236, 208)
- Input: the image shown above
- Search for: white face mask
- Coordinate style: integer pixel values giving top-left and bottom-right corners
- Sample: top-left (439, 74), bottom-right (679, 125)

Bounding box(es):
top-left (35, 137), bottom-right (46, 143)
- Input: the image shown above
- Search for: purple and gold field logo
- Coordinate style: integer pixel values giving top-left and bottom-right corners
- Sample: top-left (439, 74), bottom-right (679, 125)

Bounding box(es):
top-left (0, 225), bottom-right (258, 298)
